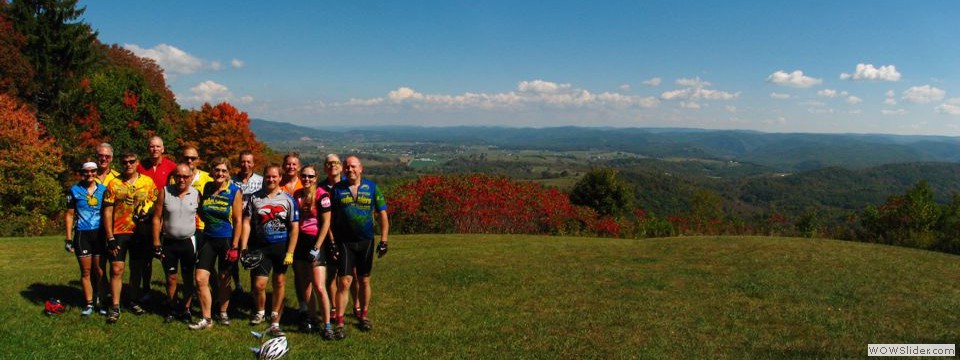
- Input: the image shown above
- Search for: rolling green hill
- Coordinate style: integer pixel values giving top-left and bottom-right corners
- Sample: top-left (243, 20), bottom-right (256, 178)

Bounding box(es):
top-left (5, 234), bottom-right (957, 359)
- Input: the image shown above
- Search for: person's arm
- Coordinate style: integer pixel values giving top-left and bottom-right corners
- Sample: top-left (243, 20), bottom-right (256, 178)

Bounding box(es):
top-left (378, 210), bottom-right (389, 243)
top-left (240, 214), bottom-right (251, 251)
top-left (152, 188), bottom-right (165, 247)
top-left (316, 211), bottom-right (331, 248)
top-left (230, 189), bottom-right (243, 249)
top-left (64, 208), bottom-right (75, 252)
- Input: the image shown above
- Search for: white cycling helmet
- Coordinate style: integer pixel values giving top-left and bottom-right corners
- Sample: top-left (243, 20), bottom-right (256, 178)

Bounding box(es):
top-left (253, 336), bottom-right (289, 360)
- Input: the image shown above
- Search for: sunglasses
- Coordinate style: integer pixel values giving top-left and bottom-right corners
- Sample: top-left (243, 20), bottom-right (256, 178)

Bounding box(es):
top-left (299, 174), bottom-right (317, 179)
top-left (183, 156), bottom-right (199, 161)
top-left (122, 159), bottom-right (137, 165)
top-left (97, 154), bottom-right (112, 159)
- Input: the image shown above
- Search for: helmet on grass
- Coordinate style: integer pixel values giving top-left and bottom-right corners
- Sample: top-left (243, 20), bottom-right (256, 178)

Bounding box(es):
top-left (44, 298), bottom-right (66, 315)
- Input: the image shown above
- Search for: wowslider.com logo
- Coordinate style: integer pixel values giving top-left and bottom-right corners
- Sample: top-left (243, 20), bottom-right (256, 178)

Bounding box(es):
top-left (868, 344), bottom-right (955, 357)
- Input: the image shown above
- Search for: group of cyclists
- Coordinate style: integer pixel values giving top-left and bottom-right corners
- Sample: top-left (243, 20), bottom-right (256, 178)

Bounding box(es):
top-left (63, 136), bottom-right (390, 341)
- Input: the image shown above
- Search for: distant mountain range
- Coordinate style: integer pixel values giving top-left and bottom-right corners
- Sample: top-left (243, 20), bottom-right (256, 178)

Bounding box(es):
top-left (250, 119), bottom-right (960, 171)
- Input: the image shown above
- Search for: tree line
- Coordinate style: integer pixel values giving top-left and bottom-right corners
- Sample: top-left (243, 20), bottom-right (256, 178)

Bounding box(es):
top-left (0, 0), bottom-right (266, 235)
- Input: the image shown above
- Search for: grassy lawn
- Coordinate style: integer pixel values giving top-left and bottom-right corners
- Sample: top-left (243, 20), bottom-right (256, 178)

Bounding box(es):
top-left (2, 235), bottom-right (958, 359)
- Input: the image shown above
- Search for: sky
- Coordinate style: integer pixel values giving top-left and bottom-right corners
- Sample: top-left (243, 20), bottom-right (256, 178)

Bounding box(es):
top-left (77, 0), bottom-right (960, 135)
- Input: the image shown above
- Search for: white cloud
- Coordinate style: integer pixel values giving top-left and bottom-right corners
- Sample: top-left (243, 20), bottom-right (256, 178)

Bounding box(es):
top-left (725, 105), bottom-right (737, 113)
top-left (188, 80), bottom-right (232, 103)
top-left (618, 84), bottom-right (631, 92)
top-left (846, 96), bottom-right (862, 105)
top-left (885, 90), bottom-right (895, 97)
top-left (388, 87), bottom-right (425, 102)
top-left (882, 109), bottom-right (906, 116)
top-left (518, 80), bottom-right (571, 93)
top-left (210, 61), bottom-right (222, 71)
top-left (124, 43), bottom-right (203, 75)
top-left (642, 77), bottom-right (661, 86)
top-left (801, 100), bottom-right (826, 107)
top-left (660, 77), bottom-right (739, 102)
top-left (884, 98), bottom-right (897, 105)
top-left (769, 92), bottom-right (791, 100)
top-left (676, 77), bottom-right (711, 87)
top-left (817, 89), bottom-right (849, 98)
top-left (840, 63), bottom-right (901, 81)
top-left (681, 101), bottom-right (701, 109)
top-left (231, 58), bottom-right (245, 69)
top-left (348, 80), bottom-right (660, 111)
top-left (239, 95), bottom-right (254, 104)
top-left (766, 70), bottom-right (822, 88)
top-left (902, 85), bottom-right (946, 103)
top-left (936, 98), bottom-right (960, 116)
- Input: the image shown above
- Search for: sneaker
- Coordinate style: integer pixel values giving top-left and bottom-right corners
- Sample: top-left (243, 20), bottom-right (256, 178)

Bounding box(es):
top-left (188, 318), bottom-right (213, 330)
top-left (334, 325), bottom-right (346, 340)
top-left (106, 308), bottom-right (120, 324)
top-left (249, 312), bottom-right (266, 325)
top-left (129, 302), bottom-right (146, 316)
top-left (266, 324), bottom-right (286, 337)
top-left (215, 313), bottom-right (231, 326)
top-left (98, 306), bottom-right (108, 316)
top-left (80, 305), bottom-right (94, 317)
top-left (359, 318), bottom-right (373, 332)
top-left (322, 325), bottom-right (335, 340)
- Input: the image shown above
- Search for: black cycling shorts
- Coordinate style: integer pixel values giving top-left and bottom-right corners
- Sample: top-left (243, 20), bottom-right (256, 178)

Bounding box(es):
top-left (73, 229), bottom-right (103, 258)
top-left (108, 234), bottom-right (133, 263)
top-left (196, 236), bottom-right (233, 272)
top-left (161, 237), bottom-right (197, 276)
top-left (337, 240), bottom-right (374, 278)
top-left (251, 242), bottom-right (288, 278)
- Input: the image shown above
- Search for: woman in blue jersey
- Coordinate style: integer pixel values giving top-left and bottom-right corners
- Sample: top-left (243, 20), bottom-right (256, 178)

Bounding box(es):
top-left (65, 160), bottom-right (108, 316)
top-left (190, 157), bottom-right (243, 330)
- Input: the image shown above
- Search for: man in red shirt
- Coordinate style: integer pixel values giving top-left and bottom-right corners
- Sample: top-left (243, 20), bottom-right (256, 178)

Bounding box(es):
top-left (138, 136), bottom-right (177, 188)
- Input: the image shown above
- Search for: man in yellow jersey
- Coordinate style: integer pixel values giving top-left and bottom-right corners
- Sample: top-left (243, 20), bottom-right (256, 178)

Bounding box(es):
top-left (95, 143), bottom-right (120, 185)
top-left (102, 152), bottom-right (158, 324)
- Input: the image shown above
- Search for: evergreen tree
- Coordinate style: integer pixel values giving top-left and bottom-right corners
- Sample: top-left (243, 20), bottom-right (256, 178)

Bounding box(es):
top-left (570, 167), bottom-right (633, 219)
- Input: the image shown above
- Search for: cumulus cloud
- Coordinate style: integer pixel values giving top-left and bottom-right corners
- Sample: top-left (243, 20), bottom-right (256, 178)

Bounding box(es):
top-left (936, 98), bottom-right (960, 116)
top-left (846, 96), bottom-right (862, 105)
top-left (766, 70), bottom-right (822, 88)
top-left (840, 63), bottom-right (901, 81)
top-left (882, 109), bottom-right (906, 116)
top-left (210, 61), bottom-right (222, 71)
top-left (124, 43), bottom-right (203, 75)
top-left (518, 80), bottom-right (571, 93)
top-left (681, 101), bottom-right (701, 109)
top-left (642, 77), bottom-right (662, 86)
top-left (188, 80), bottom-right (232, 103)
top-left (902, 85), bottom-right (945, 103)
top-left (231, 58), bottom-right (245, 69)
top-left (618, 84), bottom-right (631, 92)
top-left (660, 77), bottom-right (739, 102)
top-left (817, 89), bottom-right (849, 98)
top-left (769, 92), bottom-right (791, 100)
top-left (334, 80), bottom-right (660, 111)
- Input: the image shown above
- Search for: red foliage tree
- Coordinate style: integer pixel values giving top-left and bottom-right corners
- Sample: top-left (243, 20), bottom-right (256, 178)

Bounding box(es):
top-left (181, 102), bottom-right (267, 165)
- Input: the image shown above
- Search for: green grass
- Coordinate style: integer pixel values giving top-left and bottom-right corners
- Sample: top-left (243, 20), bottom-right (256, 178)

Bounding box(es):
top-left (3, 235), bottom-right (958, 359)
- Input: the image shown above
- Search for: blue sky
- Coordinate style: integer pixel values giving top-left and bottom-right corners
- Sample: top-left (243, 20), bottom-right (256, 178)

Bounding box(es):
top-left (79, 0), bottom-right (960, 135)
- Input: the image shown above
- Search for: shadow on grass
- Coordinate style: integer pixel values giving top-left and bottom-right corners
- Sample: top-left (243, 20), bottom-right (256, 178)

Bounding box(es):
top-left (21, 283), bottom-right (82, 307)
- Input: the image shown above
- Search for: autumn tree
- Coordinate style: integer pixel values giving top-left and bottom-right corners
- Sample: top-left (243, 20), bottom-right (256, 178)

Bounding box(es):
top-left (0, 93), bottom-right (64, 236)
top-left (181, 102), bottom-right (267, 165)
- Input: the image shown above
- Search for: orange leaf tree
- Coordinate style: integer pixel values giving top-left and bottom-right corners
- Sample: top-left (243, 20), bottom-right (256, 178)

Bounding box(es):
top-left (181, 102), bottom-right (268, 166)
top-left (0, 93), bottom-right (65, 236)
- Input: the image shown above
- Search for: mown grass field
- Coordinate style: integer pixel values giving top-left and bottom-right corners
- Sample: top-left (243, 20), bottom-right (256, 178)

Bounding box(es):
top-left (2, 234), bottom-right (958, 359)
